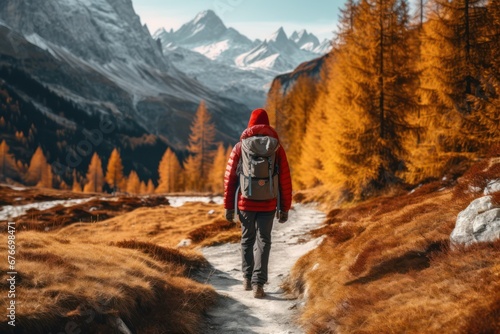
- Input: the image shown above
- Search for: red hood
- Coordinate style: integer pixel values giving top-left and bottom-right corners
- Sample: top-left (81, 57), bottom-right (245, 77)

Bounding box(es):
top-left (242, 108), bottom-right (279, 140)
top-left (248, 108), bottom-right (270, 127)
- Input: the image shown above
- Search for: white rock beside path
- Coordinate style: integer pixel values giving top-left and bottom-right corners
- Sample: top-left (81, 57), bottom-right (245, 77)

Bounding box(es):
top-left (451, 195), bottom-right (500, 246)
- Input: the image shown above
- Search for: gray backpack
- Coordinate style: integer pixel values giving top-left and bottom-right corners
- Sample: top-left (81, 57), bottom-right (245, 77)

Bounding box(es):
top-left (238, 136), bottom-right (280, 200)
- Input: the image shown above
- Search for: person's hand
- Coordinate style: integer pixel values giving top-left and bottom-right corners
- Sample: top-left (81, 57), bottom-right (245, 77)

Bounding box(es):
top-left (225, 209), bottom-right (235, 223)
top-left (278, 211), bottom-right (288, 224)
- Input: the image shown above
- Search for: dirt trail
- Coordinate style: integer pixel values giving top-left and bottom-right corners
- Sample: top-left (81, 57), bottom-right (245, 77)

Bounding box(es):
top-left (199, 204), bottom-right (325, 334)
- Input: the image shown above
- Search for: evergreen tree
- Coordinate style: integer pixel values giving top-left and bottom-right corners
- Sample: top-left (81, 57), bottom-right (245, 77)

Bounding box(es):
top-left (105, 148), bottom-right (125, 192)
top-left (0, 140), bottom-right (19, 182)
top-left (156, 148), bottom-right (182, 193)
top-left (184, 101), bottom-right (216, 191)
top-left (84, 153), bottom-right (104, 193)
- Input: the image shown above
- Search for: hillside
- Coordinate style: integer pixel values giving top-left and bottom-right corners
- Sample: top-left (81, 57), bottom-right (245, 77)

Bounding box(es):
top-left (285, 156), bottom-right (500, 333)
top-left (0, 186), bottom-right (241, 333)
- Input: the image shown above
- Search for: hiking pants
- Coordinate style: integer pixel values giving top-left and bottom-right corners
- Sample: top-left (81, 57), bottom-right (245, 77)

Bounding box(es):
top-left (239, 210), bottom-right (275, 286)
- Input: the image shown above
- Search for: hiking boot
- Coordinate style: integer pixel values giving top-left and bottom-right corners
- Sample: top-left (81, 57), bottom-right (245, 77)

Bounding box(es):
top-left (253, 285), bottom-right (266, 299)
top-left (243, 278), bottom-right (252, 291)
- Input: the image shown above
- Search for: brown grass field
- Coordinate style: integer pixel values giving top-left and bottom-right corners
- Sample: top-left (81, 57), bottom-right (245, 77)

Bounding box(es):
top-left (0, 193), bottom-right (240, 333)
top-left (285, 157), bottom-right (500, 333)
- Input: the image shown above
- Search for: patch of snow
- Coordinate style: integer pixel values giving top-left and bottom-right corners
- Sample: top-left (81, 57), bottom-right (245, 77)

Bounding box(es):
top-left (193, 39), bottom-right (230, 60)
top-left (165, 196), bottom-right (223, 207)
top-left (1, 184), bottom-right (27, 191)
top-left (0, 198), bottom-right (94, 221)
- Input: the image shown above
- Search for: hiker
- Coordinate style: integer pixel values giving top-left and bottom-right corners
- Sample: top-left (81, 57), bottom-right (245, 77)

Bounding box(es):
top-left (223, 108), bottom-right (292, 299)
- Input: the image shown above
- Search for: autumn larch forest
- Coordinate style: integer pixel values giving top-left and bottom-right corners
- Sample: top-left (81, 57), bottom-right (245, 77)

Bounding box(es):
top-left (267, 0), bottom-right (499, 200)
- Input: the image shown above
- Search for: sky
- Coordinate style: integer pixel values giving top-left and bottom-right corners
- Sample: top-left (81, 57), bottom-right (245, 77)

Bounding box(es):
top-left (132, 0), bottom-right (346, 42)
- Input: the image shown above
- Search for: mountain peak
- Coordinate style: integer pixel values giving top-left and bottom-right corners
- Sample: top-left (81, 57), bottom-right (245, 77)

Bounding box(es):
top-left (268, 27), bottom-right (288, 43)
top-left (193, 9), bottom-right (224, 27)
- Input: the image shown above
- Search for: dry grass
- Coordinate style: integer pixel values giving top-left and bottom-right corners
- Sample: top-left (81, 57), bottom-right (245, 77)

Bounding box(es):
top-left (0, 231), bottom-right (217, 333)
top-left (56, 201), bottom-right (240, 248)
top-left (285, 157), bottom-right (500, 334)
top-left (0, 188), bottom-right (242, 333)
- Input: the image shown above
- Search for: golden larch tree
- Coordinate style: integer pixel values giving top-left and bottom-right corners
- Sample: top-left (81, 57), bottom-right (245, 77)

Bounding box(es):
top-left (184, 101), bottom-right (216, 191)
top-left (72, 170), bottom-right (82, 193)
top-left (126, 170), bottom-right (141, 194)
top-left (84, 152), bottom-right (104, 193)
top-left (105, 148), bottom-right (125, 192)
top-left (0, 140), bottom-right (20, 182)
top-left (156, 148), bottom-right (182, 193)
top-left (208, 143), bottom-right (227, 193)
top-left (139, 181), bottom-right (147, 194)
top-left (321, 0), bottom-right (416, 197)
top-left (25, 146), bottom-right (53, 188)
top-left (407, 0), bottom-right (490, 182)
top-left (146, 179), bottom-right (155, 193)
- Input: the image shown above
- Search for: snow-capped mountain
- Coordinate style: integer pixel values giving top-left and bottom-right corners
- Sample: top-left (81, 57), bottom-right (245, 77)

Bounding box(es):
top-left (235, 27), bottom-right (317, 73)
top-left (154, 10), bottom-right (332, 109)
top-left (0, 0), bottom-right (249, 149)
top-left (154, 10), bottom-right (254, 63)
top-left (290, 30), bottom-right (320, 52)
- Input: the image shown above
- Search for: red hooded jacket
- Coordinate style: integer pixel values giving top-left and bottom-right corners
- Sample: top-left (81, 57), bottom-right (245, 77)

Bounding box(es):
top-left (224, 109), bottom-right (292, 212)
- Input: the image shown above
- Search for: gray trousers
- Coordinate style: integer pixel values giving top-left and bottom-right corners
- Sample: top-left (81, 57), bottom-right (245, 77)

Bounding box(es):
top-left (239, 210), bottom-right (275, 286)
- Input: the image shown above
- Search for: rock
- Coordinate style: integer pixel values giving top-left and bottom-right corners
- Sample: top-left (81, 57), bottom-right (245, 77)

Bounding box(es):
top-left (451, 196), bottom-right (500, 246)
top-left (484, 179), bottom-right (500, 195)
top-left (472, 208), bottom-right (500, 243)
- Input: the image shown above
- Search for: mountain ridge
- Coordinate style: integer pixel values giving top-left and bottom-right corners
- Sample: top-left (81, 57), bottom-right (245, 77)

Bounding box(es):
top-left (154, 10), bottom-right (332, 109)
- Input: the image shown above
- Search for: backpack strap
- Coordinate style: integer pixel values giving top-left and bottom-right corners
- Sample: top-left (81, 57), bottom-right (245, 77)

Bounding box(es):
top-left (234, 185), bottom-right (240, 223)
top-left (248, 157), bottom-right (252, 197)
top-left (268, 156), bottom-right (273, 194)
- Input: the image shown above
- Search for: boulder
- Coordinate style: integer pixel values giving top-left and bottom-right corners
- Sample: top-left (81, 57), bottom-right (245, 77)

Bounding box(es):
top-left (484, 179), bottom-right (500, 195)
top-left (450, 196), bottom-right (500, 246)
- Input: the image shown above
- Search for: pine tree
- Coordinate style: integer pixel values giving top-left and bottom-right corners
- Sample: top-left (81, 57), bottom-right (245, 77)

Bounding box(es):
top-left (84, 153), bottom-right (104, 193)
top-left (105, 148), bottom-right (125, 192)
top-left (126, 170), bottom-right (141, 194)
top-left (0, 140), bottom-right (20, 182)
top-left (25, 146), bottom-right (53, 188)
top-left (208, 143), bottom-right (227, 193)
top-left (184, 101), bottom-right (216, 191)
top-left (156, 148), bottom-right (182, 193)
